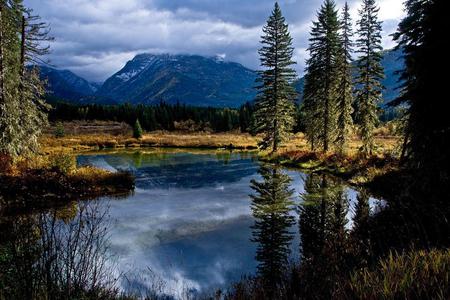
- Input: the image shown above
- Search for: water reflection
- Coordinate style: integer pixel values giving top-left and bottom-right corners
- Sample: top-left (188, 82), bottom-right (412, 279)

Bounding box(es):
top-left (2, 150), bottom-right (399, 299)
top-left (249, 165), bottom-right (296, 292)
top-left (297, 174), bottom-right (353, 298)
top-left (78, 151), bottom-right (259, 189)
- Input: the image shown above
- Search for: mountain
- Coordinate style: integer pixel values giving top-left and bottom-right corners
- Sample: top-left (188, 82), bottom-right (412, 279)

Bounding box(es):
top-left (37, 66), bottom-right (99, 102)
top-left (294, 48), bottom-right (404, 106)
top-left (96, 54), bottom-right (257, 107)
top-left (39, 49), bottom-right (403, 108)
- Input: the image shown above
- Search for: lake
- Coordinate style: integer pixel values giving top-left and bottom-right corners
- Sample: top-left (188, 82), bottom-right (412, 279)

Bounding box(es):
top-left (0, 149), bottom-right (385, 299)
top-left (75, 149), bottom-right (384, 297)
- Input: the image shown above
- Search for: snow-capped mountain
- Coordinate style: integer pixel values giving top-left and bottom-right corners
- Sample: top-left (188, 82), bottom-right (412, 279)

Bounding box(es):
top-left (96, 54), bottom-right (257, 107)
top-left (39, 50), bottom-right (403, 108)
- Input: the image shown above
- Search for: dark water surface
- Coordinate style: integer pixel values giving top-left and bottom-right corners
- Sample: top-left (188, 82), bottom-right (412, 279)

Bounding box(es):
top-left (75, 150), bottom-right (383, 297)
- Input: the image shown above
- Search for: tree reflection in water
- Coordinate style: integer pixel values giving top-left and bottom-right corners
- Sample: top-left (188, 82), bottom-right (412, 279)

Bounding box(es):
top-left (249, 165), bottom-right (296, 295)
top-left (297, 173), bottom-right (353, 298)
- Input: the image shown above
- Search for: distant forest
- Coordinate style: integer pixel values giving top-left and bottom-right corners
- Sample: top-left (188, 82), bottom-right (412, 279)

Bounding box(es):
top-left (49, 101), bottom-right (256, 133)
top-left (49, 99), bottom-right (401, 134)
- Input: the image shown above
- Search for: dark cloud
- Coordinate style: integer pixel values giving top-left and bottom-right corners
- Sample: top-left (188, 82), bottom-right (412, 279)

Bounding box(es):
top-left (24, 0), bottom-right (405, 82)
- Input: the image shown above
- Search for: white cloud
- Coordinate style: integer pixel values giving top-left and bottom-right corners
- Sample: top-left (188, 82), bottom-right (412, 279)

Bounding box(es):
top-left (25, 0), bottom-right (405, 81)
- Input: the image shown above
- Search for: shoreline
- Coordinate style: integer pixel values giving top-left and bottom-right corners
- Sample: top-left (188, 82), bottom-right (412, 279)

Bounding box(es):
top-left (1, 131), bottom-right (401, 214)
top-left (0, 166), bottom-right (134, 215)
top-left (42, 131), bottom-right (401, 191)
top-left (261, 150), bottom-right (401, 198)
top-left (40, 131), bottom-right (260, 153)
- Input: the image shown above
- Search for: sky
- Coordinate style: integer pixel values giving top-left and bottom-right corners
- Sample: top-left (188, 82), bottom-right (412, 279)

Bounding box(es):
top-left (24, 0), bottom-right (406, 82)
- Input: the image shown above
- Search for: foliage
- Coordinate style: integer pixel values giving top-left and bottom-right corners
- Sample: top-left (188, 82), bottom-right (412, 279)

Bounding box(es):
top-left (303, 0), bottom-right (341, 152)
top-left (133, 118), bottom-right (143, 139)
top-left (48, 152), bottom-right (76, 174)
top-left (392, 0), bottom-right (448, 187)
top-left (0, 1), bottom-right (51, 157)
top-left (53, 121), bottom-right (65, 138)
top-left (49, 101), bottom-right (254, 133)
top-left (0, 202), bottom-right (120, 299)
top-left (354, 0), bottom-right (384, 156)
top-left (0, 153), bottom-right (12, 174)
top-left (335, 2), bottom-right (354, 153)
top-left (252, 2), bottom-right (297, 152)
top-left (348, 249), bottom-right (450, 299)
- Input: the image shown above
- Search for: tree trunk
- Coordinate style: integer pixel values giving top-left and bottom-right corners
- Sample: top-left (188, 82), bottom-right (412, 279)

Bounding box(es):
top-left (19, 15), bottom-right (26, 100)
top-left (0, 5), bottom-right (5, 107)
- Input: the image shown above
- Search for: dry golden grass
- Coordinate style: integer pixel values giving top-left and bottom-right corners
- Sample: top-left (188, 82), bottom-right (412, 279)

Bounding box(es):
top-left (40, 129), bottom-right (400, 156)
top-left (40, 131), bottom-right (260, 153)
top-left (280, 132), bottom-right (401, 156)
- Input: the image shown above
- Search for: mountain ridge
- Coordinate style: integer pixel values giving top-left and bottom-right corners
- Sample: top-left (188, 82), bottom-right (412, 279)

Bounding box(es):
top-left (96, 53), bottom-right (257, 107)
top-left (40, 49), bottom-right (403, 107)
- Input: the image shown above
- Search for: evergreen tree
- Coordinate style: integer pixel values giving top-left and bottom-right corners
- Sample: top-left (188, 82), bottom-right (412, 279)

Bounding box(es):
top-left (393, 0), bottom-right (447, 183)
top-left (252, 2), bottom-right (297, 152)
top-left (303, 0), bottom-right (341, 152)
top-left (355, 0), bottom-right (384, 156)
top-left (54, 121), bottom-right (65, 138)
top-left (335, 2), bottom-right (354, 153)
top-left (0, 1), bottom-right (50, 157)
top-left (133, 119), bottom-right (143, 139)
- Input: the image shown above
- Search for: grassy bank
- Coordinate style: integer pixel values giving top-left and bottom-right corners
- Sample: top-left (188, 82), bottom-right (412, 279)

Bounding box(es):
top-left (262, 148), bottom-right (399, 186)
top-left (259, 131), bottom-right (400, 191)
top-left (0, 153), bottom-right (134, 214)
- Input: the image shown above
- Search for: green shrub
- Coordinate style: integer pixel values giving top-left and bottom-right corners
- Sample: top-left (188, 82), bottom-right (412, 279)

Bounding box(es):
top-left (54, 122), bottom-right (65, 138)
top-left (133, 119), bottom-right (143, 139)
top-left (348, 249), bottom-right (450, 299)
top-left (48, 153), bottom-right (76, 174)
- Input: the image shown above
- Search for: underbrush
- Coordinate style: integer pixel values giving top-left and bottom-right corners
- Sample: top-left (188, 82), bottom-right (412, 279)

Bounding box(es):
top-left (347, 249), bottom-right (450, 299)
top-left (225, 249), bottom-right (450, 300)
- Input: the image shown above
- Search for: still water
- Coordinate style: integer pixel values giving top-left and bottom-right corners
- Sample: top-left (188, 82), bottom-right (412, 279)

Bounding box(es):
top-left (74, 149), bottom-right (383, 297)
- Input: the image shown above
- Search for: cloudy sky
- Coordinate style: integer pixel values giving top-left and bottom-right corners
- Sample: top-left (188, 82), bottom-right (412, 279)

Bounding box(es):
top-left (24, 0), bottom-right (406, 82)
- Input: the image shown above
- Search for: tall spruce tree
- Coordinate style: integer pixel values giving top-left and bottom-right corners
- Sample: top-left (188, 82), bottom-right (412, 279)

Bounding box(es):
top-left (252, 2), bottom-right (296, 152)
top-left (355, 0), bottom-right (384, 156)
top-left (335, 2), bottom-right (354, 153)
top-left (393, 0), bottom-right (447, 184)
top-left (303, 0), bottom-right (341, 152)
top-left (0, 0), bottom-right (50, 157)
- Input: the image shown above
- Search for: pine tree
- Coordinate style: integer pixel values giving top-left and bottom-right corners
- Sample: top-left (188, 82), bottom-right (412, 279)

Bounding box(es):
top-left (393, 0), bottom-right (447, 183)
top-left (303, 0), bottom-right (341, 152)
top-left (335, 2), bottom-right (354, 153)
top-left (54, 121), bottom-right (65, 138)
top-left (0, 1), bottom-right (50, 157)
top-left (355, 0), bottom-right (384, 156)
top-left (252, 2), bottom-right (297, 152)
top-left (133, 119), bottom-right (143, 139)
